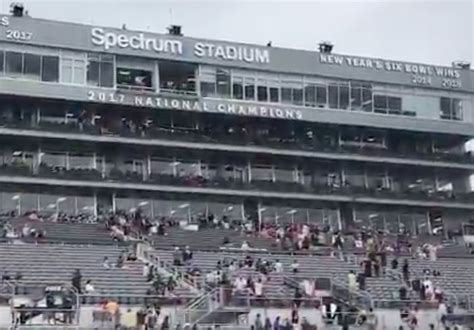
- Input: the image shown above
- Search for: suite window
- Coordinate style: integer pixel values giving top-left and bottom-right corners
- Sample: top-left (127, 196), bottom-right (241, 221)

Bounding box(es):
top-left (87, 53), bottom-right (114, 88)
top-left (281, 86), bottom-right (292, 104)
top-left (5, 51), bottom-right (22, 76)
top-left (41, 56), bottom-right (59, 82)
top-left (61, 58), bottom-right (85, 85)
top-left (0, 50), bottom-right (4, 74)
top-left (244, 77), bottom-right (255, 100)
top-left (232, 76), bottom-right (243, 100)
top-left (328, 83), bottom-right (349, 109)
top-left (159, 61), bottom-right (197, 94)
top-left (328, 84), bottom-right (339, 109)
top-left (350, 82), bottom-right (373, 111)
top-left (440, 97), bottom-right (463, 121)
top-left (293, 86), bottom-right (303, 106)
top-left (316, 84), bottom-right (327, 107)
top-left (304, 84), bottom-right (316, 107)
top-left (199, 67), bottom-right (216, 97)
top-left (257, 78), bottom-right (268, 102)
top-left (269, 81), bottom-right (279, 103)
top-left (374, 95), bottom-right (402, 115)
top-left (117, 67), bottom-right (153, 90)
top-left (281, 80), bottom-right (303, 106)
top-left (23, 53), bottom-right (41, 80)
top-left (216, 68), bottom-right (231, 97)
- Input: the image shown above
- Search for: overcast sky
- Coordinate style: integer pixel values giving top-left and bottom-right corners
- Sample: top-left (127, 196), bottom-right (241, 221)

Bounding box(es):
top-left (0, 0), bottom-right (472, 66)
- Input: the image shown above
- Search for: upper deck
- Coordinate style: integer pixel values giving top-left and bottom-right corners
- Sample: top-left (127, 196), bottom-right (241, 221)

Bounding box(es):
top-left (0, 13), bottom-right (473, 135)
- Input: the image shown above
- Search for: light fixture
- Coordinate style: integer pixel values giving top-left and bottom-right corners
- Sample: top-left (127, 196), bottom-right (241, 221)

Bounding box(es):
top-left (287, 209), bottom-right (297, 215)
top-left (138, 201), bottom-right (149, 207)
top-left (178, 203), bottom-right (190, 209)
top-left (47, 203), bottom-right (56, 209)
top-left (259, 207), bottom-right (267, 212)
top-left (129, 207), bottom-right (137, 213)
top-left (11, 195), bottom-right (20, 201)
top-left (56, 197), bottom-right (67, 203)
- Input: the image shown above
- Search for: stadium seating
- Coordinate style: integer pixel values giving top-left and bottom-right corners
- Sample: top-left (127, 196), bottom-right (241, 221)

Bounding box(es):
top-left (0, 243), bottom-right (193, 304)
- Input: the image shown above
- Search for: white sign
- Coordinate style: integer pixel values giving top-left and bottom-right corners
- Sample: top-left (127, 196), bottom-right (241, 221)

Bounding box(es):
top-left (91, 28), bottom-right (270, 64)
top-left (87, 91), bottom-right (302, 120)
top-left (91, 27), bottom-right (183, 55)
top-left (320, 54), bottom-right (461, 78)
top-left (0, 16), bottom-right (9, 27)
top-left (194, 42), bottom-right (270, 64)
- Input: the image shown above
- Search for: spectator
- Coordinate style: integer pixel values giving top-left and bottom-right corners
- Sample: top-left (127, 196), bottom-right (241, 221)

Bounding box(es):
top-left (71, 269), bottom-right (82, 294)
top-left (357, 272), bottom-right (366, 291)
top-left (173, 247), bottom-right (182, 266)
top-left (254, 313), bottom-right (264, 330)
top-left (183, 246), bottom-right (193, 262)
top-left (116, 253), bottom-right (125, 268)
top-left (402, 259), bottom-right (410, 283)
top-left (85, 280), bottom-right (95, 293)
top-left (347, 270), bottom-right (357, 291)
top-left (274, 259), bottom-right (283, 273)
top-left (122, 308), bottom-right (137, 330)
top-left (291, 308), bottom-right (299, 326)
top-left (241, 240), bottom-right (250, 250)
top-left (391, 257), bottom-right (399, 270)
top-left (254, 278), bottom-right (264, 300)
top-left (291, 259), bottom-right (299, 273)
top-left (143, 263), bottom-right (150, 277)
top-left (161, 315), bottom-right (170, 330)
top-left (273, 316), bottom-right (281, 330)
top-left (366, 308), bottom-right (378, 330)
top-left (102, 257), bottom-right (110, 269)
top-left (264, 317), bottom-right (272, 330)
top-left (293, 288), bottom-right (303, 309)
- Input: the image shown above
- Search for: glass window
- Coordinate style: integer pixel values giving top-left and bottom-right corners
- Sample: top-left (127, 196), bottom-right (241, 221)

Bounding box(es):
top-left (281, 87), bottom-right (292, 104)
top-left (73, 60), bottom-right (85, 85)
top-left (23, 53), bottom-right (41, 80)
top-left (269, 86), bottom-right (279, 103)
top-left (61, 58), bottom-right (85, 85)
top-left (232, 76), bottom-right (243, 100)
top-left (216, 69), bottom-right (231, 97)
top-left (159, 60), bottom-right (197, 94)
top-left (257, 79), bottom-right (268, 102)
top-left (41, 56), bottom-right (59, 82)
top-left (0, 51), bottom-right (4, 74)
top-left (316, 85), bottom-right (327, 107)
top-left (339, 84), bottom-right (349, 109)
top-left (328, 84), bottom-right (339, 109)
top-left (100, 60), bottom-right (114, 87)
top-left (87, 54), bottom-right (114, 87)
top-left (453, 99), bottom-right (463, 120)
top-left (117, 67), bottom-right (153, 90)
top-left (61, 58), bottom-right (73, 83)
top-left (388, 97), bottom-right (402, 114)
top-left (5, 51), bottom-right (22, 75)
top-left (362, 86), bottom-right (373, 112)
top-left (304, 85), bottom-right (316, 107)
top-left (293, 87), bottom-right (303, 106)
top-left (244, 77), bottom-right (255, 100)
top-left (374, 95), bottom-right (388, 113)
top-left (440, 97), bottom-right (451, 119)
top-left (440, 97), bottom-right (463, 121)
top-left (350, 83), bottom-right (362, 109)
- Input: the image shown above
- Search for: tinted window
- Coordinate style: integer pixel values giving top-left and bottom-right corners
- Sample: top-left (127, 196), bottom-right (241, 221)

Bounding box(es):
top-left (41, 56), bottom-right (59, 82)
top-left (5, 51), bottom-right (22, 75)
top-left (23, 53), bottom-right (41, 79)
top-left (100, 61), bottom-right (114, 87)
top-left (0, 51), bottom-right (4, 74)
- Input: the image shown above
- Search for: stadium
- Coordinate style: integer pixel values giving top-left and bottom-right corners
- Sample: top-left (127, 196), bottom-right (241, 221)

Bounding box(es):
top-left (0, 3), bottom-right (474, 329)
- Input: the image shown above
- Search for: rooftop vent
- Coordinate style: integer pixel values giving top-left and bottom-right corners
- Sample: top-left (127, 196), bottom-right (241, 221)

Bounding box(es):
top-left (318, 41), bottom-right (333, 54)
top-left (10, 2), bottom-right (24, 17)
top-left (167, 25), bottom-right (182, 36)
top-left (452, 61), bottom-right (471, 70)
